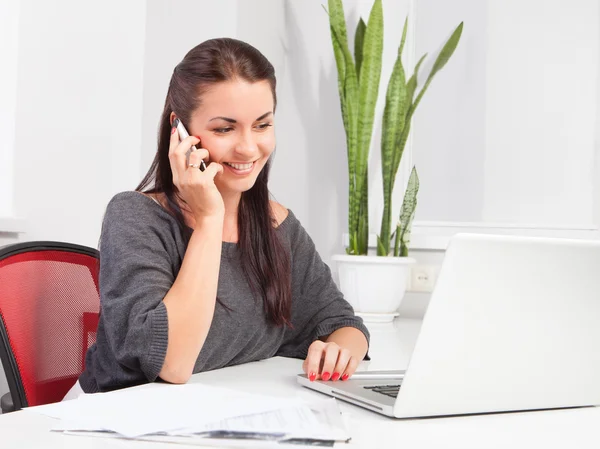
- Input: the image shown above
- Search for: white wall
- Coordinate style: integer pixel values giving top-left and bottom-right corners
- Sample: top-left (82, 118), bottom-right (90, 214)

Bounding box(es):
top-left (413, 0), bottom-right (600, 233)
top-left (12, 0), bottom-right (147, 247)
top-left (0, 0), bottom-right (20, 219)
top-left (595, 10), bottom-right (600, 229)
top-left (412, 0), bottom-right (487, 223)
top-left (267, 0), bottom-right (340, 256)
top-left (484, 0), bottom-right (598, 227)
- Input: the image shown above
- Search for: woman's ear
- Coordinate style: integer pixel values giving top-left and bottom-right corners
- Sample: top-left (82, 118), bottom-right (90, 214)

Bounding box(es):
top-left (169, 112), bottom-right (177, 126)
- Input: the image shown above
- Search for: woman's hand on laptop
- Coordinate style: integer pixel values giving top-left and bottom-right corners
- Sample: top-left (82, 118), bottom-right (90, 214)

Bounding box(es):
top-left (303, 327), bottom-right (368, 382)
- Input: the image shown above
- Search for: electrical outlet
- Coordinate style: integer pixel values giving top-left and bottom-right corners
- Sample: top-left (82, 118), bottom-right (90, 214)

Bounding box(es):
top-left (410, 265), bottom-right (438, 293)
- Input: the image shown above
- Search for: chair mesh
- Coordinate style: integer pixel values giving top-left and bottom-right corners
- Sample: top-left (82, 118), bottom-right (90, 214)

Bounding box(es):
top-left (0, 250), bottom-right (99, 406)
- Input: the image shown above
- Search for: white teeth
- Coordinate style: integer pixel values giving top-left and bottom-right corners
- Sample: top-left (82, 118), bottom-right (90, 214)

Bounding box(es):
top-left (226, 162), bottom-right (253, 170)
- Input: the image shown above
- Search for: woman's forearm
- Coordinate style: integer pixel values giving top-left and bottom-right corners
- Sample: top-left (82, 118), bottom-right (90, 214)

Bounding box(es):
top-left (160, 215), bottom-right (223, 383)
top-left (325, 327), bottom-right (369, 360)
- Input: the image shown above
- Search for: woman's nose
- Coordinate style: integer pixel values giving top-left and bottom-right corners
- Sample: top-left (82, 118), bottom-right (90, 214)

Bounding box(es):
top-left (235, 131), bottom-right (259, 157)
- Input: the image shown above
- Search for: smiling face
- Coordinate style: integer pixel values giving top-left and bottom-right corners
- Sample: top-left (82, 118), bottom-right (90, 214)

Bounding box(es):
top-left (185, 79), bottom-right (275, 196)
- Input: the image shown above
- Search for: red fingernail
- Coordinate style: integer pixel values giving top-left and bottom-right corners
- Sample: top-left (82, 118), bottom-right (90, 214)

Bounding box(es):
top-left (322, 372), bottom-right (331, 381)
top-left (194, 135), bottom-right (201, 140)
top-left (309, 372), bottom-right (316, 382)
top-left (341, 373), bottom-right (349, 381)
top-left (331, 372), bottom-right (340, 381)
top-left (171, 127), bottom-right (176, 135)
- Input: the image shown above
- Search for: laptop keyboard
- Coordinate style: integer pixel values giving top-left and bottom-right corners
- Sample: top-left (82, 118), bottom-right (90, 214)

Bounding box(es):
top-left (364, 384), bottom-right (401, 398)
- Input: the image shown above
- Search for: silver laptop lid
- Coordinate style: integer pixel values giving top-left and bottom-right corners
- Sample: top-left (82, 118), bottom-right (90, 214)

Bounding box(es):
top-left (394, 233), bottom-right (600, 418)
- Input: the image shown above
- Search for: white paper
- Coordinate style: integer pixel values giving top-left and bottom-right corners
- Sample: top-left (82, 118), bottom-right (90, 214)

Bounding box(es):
top-left (176, 398), bottom-right (349, 442)
top-left (27, 382), bottom-right (305, 438)
top-left (52, 397), bottom-right (350, 444)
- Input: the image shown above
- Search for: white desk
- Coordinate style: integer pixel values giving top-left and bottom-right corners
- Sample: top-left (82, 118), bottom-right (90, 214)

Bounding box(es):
top-left (0, 318), bottom-right (598, 448)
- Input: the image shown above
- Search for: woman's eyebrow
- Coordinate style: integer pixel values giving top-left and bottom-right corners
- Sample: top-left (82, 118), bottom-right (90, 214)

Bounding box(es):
top-left (255, 112), bottom-right (272, 121)
top-left (209, 111), bottom-right (273, 123)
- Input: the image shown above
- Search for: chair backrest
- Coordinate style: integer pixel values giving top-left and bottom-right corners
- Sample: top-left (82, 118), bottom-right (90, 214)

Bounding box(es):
top-left (0, 241), bottom-right (100, 409)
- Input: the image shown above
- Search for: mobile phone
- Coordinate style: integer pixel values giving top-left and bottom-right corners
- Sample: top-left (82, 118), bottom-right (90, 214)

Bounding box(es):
top-left (173, 117), bottom-right (206, 171)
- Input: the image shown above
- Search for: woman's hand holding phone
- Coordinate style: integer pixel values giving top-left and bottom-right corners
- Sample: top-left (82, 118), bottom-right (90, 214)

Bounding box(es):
top-left (169, 119), bottom-right (224, 223)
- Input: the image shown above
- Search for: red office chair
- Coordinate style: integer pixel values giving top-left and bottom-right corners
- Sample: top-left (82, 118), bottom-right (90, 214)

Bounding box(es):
top-left (0, 241), bottom-right (100, 413)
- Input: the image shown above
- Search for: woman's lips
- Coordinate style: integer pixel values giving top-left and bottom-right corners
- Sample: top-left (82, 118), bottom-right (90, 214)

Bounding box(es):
top-left (223, 161), bottom-right (255, 175)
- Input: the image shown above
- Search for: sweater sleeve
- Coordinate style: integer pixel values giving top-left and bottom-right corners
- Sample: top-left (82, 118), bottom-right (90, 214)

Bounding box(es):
top-left (276, 213), bottom-right (370, 359)
top-left (98, 193), bottom-right (175, 382)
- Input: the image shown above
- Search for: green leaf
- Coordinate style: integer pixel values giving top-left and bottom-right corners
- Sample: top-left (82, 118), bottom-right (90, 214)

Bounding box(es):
top-left (406, 53), bottom-right (427, 104)
top-left (393, 222), bottom-right (401, 257)
top-left (330, 29), bottom-right (349, 133)
top-left (400, 209), bottom-right (415, 256)
top-left (391, 120), bottom-right (410, 188)
top-left (379, 25), bottom-right (408, 256)
top-left (326, 0), bottom-right (351, 147)
top-left (326, 1), bottom-right (355, 249)
top-left (398, 17), bottom-right (408, 62)
top-left (395, 166), bottom-right (419, 256)
top-left (327, 0), bottom-right (350, 52)
top-left (412, 22), bottom-right (463, 113)
top-left (358, 171), bottom-right (369, 254)
top-left (326, 2), bottom-right (349, 112)
top-left (330, 16), bottom-right (360, 253)
top-left (376, 235), bottom-right (387, 256)
top-left (348, 232), bottom-right (359, 255)
top-left (389, 53), bottom-right (425, 194)
top-left (355, 0), bottom-right (383, 255)
top-left (428, 22), bottom-right (463, 82)
top-left (394, 23), bottom-right (462, 202)
top-left (354, 18), bottom-right (366, 81)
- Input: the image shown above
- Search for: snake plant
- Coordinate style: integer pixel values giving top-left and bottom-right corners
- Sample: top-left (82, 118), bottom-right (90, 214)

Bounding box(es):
top-left (327, 0), bottom-right (463, 256)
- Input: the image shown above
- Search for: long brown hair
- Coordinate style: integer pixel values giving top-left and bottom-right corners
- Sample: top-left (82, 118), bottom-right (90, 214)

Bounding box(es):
top-left (136, 38), bottom-right (291, 326)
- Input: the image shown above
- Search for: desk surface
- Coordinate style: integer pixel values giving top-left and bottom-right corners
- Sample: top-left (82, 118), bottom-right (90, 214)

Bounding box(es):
top-left (0, 318), bottom-right (598, 449)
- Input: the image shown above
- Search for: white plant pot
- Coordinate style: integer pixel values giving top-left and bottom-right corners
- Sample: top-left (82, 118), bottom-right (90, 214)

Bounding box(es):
top-left (332, 254), bottom-right (416, 322)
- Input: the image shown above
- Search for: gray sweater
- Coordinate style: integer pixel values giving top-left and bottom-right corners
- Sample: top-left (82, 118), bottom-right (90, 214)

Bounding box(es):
top-left (79, 192), bottom-right (369, 393)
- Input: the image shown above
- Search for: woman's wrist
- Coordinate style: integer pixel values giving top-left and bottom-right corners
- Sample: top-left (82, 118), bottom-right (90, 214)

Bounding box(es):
top-left (325, 327), bottom-right (369, 360)
top-left (192, 213), bottom-right (224, 232)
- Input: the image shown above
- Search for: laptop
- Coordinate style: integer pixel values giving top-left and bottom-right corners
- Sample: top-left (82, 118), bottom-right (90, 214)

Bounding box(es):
top-left (298, 233), bottom-right (600, 418)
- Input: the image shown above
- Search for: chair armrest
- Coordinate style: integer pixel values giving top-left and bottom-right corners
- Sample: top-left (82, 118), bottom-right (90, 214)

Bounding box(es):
top-left (1, 392), bottom-right (15, 413)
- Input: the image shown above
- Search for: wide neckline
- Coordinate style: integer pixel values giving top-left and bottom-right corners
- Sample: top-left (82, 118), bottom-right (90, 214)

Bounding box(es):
top-left (129, 191), bottom-right (294, 256)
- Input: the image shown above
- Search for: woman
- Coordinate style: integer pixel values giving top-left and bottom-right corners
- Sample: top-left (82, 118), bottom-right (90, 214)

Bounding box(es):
top-left (69, 38), bottom-right (369, 397)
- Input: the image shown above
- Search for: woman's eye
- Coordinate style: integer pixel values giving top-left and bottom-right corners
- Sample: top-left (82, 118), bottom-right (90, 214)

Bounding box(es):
top-left (256, 123), bottom-right (273, 130)
top-left (214, 127), bottom-right (233, 134)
